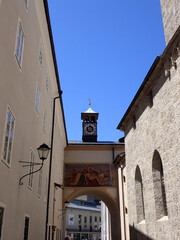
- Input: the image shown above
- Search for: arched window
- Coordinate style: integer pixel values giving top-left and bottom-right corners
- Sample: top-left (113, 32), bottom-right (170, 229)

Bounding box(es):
top-left (135, 166), bottom-right (145, 223)
top-left (91, 116), bottom-right (95, 122)
top-left (152, 150), bottom-right (168, 219)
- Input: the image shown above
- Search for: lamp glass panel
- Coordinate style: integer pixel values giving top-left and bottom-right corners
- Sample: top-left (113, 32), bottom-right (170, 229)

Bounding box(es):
top-left (37, 144), bottom-right (50, 160)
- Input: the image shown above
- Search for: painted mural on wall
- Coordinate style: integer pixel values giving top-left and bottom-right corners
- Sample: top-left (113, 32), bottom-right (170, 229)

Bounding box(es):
top-left (64, 164), bottom-right (113, 187)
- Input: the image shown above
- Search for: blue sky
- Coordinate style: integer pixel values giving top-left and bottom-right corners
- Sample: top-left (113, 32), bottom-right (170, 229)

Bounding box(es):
top-left (47, 0), bottom-right (166, 141)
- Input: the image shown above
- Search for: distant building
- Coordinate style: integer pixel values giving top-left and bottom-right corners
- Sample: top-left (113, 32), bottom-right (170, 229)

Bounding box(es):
top-left (65, 196), bottom-right (101, 240)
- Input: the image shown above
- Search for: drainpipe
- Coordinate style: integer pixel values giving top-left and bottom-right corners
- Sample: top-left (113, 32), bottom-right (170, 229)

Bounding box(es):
top-left (45, 95), bottom-right (59, 240)
top-left (120, 164), bottom-right (127, 240)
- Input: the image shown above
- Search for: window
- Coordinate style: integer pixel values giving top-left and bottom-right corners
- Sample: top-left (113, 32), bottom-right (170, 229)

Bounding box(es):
top-left (38, 169), bottom-right (42, 197)
top-left (74, 233), bottom-right (80, 240)
top-left (35, 87), bottom-right (40, 113)
top-left (39, 41), bottom-right (43, 68)
top-left (2, 108), bottom-right (15, 166)
top-left (84, 216), bottom-right (87, 223)
top-left (135, 165), bottom-right (145, 223)
top-left (15, 20), bottom-right (24, 67)
top-left (46, 73), bottom-right (49, 92)
top-left (0, 205), bottom-right (5, 240)
top-left (51, 97), bottom-right (53, 112)
top-left (152, 150), bottom-right (168, 219)
top-left (43, 110), bottom-right (47, 133)
top-left (24, 0), bottom-right (28, 8)
top-left (90, 216), bottom-right (92, 224)
top-left (56, 228), bottom-right (61, 240)
top-left (23, 216), bottom-right (30, 240)
top-left (95, 216), bottom-right (97, 222)
top-left (44, 176), bottom-right (48, 203)
top-left (78, 215), bottom-right (81, 224)
top-left (28, 150), bottom-right (34, 188)
top-left (123, 175), bottom-right (126, 182)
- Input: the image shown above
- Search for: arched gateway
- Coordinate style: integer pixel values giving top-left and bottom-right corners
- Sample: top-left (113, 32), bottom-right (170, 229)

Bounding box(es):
top-left (63, 104), bottom-right (124, 240)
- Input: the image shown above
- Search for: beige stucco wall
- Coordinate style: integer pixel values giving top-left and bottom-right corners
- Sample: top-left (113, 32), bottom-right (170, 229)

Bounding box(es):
top-left (124, 45), bottom-right (180, 239)
top-left (64, 145), bottom-right (124, 240)
top-left (0, 1), bottom-right (66, 239)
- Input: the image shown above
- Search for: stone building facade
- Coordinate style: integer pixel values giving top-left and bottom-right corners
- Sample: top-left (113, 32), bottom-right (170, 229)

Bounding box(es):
top-left (0, 1), bottom-right (67, 239)
top-left (118, 1), bottom-right (180, 239)
top-left (160, 0), bottom-right (180, 44)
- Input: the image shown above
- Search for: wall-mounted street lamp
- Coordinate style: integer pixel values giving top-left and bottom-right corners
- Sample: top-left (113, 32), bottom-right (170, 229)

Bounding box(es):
top-left (64, 201), bottom-right (69, 208)
top-left (19, 143), bottom-right (50, 185)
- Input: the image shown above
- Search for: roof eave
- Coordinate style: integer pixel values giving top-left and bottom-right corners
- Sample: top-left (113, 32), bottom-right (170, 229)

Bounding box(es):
top-left (117, 56), bottom-right (161, 131)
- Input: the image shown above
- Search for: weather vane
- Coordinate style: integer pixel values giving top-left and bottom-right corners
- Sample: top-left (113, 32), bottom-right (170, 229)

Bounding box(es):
top-left (88, 98), bottom-right (91, 106)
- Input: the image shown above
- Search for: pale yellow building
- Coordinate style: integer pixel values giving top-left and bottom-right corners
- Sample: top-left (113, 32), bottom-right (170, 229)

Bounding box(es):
top-left (0, 0), bottom-right (67, 239)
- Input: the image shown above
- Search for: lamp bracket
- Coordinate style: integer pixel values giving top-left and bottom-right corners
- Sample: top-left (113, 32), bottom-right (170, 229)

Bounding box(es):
top-left (19, 161), bottom-right (43, 167)
top-left (19, 162), bottom-right (43, 185)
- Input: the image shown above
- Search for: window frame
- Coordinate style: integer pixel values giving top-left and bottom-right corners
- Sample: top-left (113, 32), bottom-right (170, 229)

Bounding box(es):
top-left (15, 19), bottom-right (25, 68)
top-left (0, 203), bottom-right (6, 240)
top-left (24, 0), bottom-right (28, 9)
top-left (152, 150), bottom-right (168, 220)
top-left (38, 168), bottom-right (43, 198)
top-left (1, 107), bottom-right (16, 168)
top-left (35, 85), bottom-right (40, 114)
top-left (39, 39), bottom-right (43, 69)
top-left (135, 165), bottom-right (145, 223)
top-left (43, 110), bottom-right (47, 134)
top-left (44, 176), bottom-right (48, 203)
top-left (27, 149), bottom-right (34, 190)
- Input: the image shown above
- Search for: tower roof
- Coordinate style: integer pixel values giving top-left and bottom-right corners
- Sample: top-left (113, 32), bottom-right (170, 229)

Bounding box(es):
top-left (84, 106), bottom-right (96, 114)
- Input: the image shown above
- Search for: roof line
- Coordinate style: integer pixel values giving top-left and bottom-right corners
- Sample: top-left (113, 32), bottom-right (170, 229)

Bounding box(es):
top-left (117, 25), bottom-right (180, 131)
top-left (117, 56), bottom-right (160, 130)
top-left (68, 141), bottom-right (124, 146)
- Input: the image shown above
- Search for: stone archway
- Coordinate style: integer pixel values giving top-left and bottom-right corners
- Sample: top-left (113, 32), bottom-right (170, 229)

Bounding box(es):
top-left (63, 142), bottom-right (124, 240)
top-left (64, 187), bottom-right (121, 240)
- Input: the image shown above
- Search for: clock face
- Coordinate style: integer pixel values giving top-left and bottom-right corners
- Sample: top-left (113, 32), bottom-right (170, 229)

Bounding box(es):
top-left (84, 124), bottom-right (95, 135)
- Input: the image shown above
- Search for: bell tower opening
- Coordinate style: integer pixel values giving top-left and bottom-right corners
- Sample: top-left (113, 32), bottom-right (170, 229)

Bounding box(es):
top-left (81, 100), bottom-right (99, 142)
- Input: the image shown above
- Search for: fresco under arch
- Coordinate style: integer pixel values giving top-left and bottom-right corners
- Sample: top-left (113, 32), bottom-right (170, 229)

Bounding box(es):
top-left (64, 164), bottom-right (113, 187)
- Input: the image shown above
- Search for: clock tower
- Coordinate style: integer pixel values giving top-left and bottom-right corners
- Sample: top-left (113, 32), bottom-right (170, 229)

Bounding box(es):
top-left (81, 101), bottom-right (99, 142)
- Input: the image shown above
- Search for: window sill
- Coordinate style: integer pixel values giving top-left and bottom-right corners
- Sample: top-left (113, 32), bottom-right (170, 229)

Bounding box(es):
top-left (1, 159), bottom-right (10, 168)
top-left (27, 186), bottom-right (32, 191)
top-left (157, 216), bottom-right (168, 222)
top-left (138, 220), bottom-right (145, 225)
